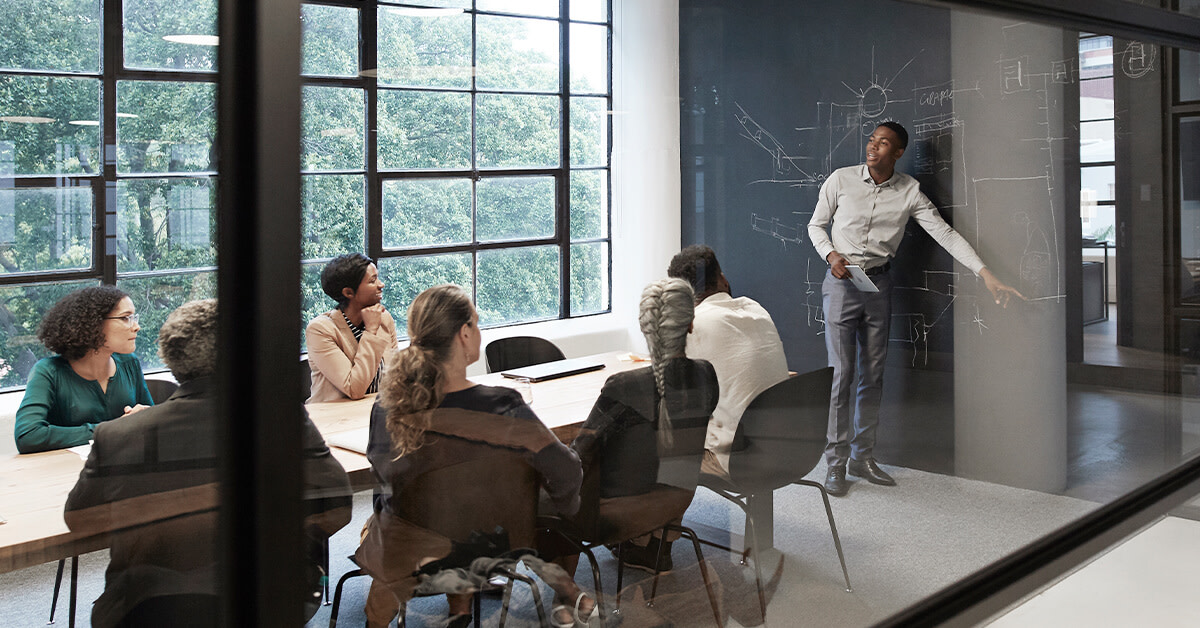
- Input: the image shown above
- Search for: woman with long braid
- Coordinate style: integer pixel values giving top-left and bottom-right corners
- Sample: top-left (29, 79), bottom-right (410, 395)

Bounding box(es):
top-left (355, 284), bottom-right (596, 628)
top-left (569, 277), bottom-right (719, 573)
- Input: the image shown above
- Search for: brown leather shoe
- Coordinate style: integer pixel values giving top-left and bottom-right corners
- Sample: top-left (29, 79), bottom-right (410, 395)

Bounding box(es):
top-left (824, 464), bottom-right (849, 496)
top-left (848, 458), bottom-right (896, 486)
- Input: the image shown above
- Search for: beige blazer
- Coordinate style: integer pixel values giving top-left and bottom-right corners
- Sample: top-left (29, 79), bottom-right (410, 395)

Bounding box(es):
top-left (305, 308), bottom-right (398, 403)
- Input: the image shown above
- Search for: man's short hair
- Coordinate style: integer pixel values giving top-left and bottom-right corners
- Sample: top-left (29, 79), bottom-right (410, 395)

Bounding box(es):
top-left (158, 299), bottom-right (218, 383)
top-left (878, 121), bottom-right (909, 150)
top-left (667, 244), bottom-right (722, 296)
top-left (320, 253), bottom-right (373, 308)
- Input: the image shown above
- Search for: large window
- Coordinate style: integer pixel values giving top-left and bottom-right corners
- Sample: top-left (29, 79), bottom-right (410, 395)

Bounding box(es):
top-left (0, 1), bottom-right (611, 388)
top-left (1079, 34), bottom-right (1115, 243)
top-left (299, 1), bottom-right (612, 337)
top-left (0, 1), bottom-right (218, 388)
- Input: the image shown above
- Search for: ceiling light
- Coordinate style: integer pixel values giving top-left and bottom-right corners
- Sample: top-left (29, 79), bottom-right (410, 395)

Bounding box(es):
top-left (383, 7), bottom-right (463, 17)
top-left (0, 116), bottom-right (55, 124)
top-left (68, 120), bottom-right (100, 126)
top-left (163, 34), bottom-right (219, 46)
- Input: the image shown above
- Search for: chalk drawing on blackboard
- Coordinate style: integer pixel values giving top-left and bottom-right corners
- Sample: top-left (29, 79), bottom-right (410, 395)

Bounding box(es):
top-left (1119, 41), bottom-right (1157, 79)
top-left (999, 56), bottom-right (1031, 93)
top-left (750, 212), bottom-right (810, 248)
top-left (1051, 57), bottom-right (1077, 84)
top-left (841, 46), bottom-right (920, 120)
top-left (734, 102), bottom-right (824, 187)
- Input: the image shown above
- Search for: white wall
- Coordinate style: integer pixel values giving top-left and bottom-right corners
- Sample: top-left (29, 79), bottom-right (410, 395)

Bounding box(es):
top-left (471, 0), bottom-right (682, 374)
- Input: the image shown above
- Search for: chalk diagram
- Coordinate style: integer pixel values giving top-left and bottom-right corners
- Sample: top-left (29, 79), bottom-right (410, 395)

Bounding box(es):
top-left (735, 37), bottom-right (1071, 364)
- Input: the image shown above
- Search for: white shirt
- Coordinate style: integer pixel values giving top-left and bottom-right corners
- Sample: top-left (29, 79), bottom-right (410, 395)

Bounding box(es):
top-left (686, 293), bottom-right (790, 460)
top-left (807, 164), bottom-right (986, 274)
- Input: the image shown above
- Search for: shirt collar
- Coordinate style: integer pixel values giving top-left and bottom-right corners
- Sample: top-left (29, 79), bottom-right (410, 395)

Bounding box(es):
top-left (700, 292), bottom-right (734, 305)
top-left (859, 163), bottom-right (896, 187)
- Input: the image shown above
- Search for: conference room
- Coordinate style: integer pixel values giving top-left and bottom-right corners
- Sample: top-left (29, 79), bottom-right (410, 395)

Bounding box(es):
top-left (2, 0), bottom-right (1200, 626)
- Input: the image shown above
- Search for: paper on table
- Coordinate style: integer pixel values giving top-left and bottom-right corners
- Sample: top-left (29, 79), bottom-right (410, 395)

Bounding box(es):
top-left (68, 442), bottom-right (92, 461)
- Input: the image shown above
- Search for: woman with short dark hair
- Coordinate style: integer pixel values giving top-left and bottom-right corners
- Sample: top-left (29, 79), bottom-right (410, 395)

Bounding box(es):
top-left (14, 286), bottom-right (154, 454)
top-left (305, 253), bottom-right (398, 402)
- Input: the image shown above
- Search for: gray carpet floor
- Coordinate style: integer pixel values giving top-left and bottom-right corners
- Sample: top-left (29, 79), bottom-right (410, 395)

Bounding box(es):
top-left (0, 463), bottom-right (1099, 627)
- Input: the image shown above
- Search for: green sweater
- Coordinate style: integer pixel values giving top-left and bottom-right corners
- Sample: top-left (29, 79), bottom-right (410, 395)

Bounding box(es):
top-left (14, 354), bottom-right (154, 454)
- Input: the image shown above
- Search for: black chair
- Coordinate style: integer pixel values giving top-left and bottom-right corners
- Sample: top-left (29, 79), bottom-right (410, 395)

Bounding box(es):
top-left (329, 443), bottom-right (549, 627)
top-left (485, 336), bottom-right (566, 373)
top-left (698, 367), bottom-right (851, 620)
top-left (541, 415), bottom-right (721, 626)
top-left (146, 378), bottom-right (180, 404)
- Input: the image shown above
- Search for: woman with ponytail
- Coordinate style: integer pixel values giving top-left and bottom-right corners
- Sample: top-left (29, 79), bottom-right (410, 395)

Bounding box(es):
top-left (568, 278), bottom-right (719, 573)
top-left (355, 284), bottom-right (594, 628)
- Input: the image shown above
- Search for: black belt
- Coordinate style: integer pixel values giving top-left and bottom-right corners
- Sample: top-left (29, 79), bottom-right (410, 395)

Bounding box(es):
top-left (864, 262), bottom-right (891, 276)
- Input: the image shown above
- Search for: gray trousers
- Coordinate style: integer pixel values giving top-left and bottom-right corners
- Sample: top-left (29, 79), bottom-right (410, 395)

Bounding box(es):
top-left (822, 269), bottom-right (892, 466)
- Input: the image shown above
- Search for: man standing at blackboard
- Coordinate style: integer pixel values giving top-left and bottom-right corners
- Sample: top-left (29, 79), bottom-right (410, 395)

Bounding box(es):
top-left (807, 121), bottom-right (1023, 497)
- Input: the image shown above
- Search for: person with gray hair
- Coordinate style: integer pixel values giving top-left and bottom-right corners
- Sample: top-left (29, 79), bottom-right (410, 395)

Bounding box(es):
top-left (65, 299), bottom-right (352, 628)
top-left (568, 277), bottom-right (719, 573)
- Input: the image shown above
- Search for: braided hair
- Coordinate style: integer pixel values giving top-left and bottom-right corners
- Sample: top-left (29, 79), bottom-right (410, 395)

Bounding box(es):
top-left (378, 284), bottom-right (475, 456)
top-left (638, 278), bottom-right (695, 448)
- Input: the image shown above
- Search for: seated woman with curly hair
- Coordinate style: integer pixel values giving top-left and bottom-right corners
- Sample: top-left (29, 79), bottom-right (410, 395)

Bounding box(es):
top-left (14, 286), bottom-right (154, 454)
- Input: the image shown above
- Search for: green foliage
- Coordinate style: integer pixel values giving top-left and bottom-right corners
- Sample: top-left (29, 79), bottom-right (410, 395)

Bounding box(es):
top-left (117, 272), bottom-right (216, 370)
top-left (301, 4), bottom-right (359, 77)
top-left (0, 0), bottom-right (101, 73)
top-left (382, 178), bottom-right (471, 247)
top-left (303, 175), bottom-right (365, 259)
top-left (302, 86), bottom-right (365, 171)
top-left (377, 90), bottom-right (471, 169)
top-left (0, 1), bottom-right (612, 383)
top-left (0, 75), bottom-right (101, 174)
top-left (118, 80), bottom-right (216, 173)
top-left (122, 0), bottom-right (217, 72)
top-left (379, 253), bottom-right (472, 333)
top-left (477, 246), bottom-right (560, 325)
top-left (477, 176), bottom-right (555, 241)
top-left (0, 187), bottom-right (93, 275)
top-left (0, 280), bottom-right (96, 390)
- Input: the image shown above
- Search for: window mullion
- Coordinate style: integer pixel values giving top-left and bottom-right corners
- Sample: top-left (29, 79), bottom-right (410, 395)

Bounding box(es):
top-left (559, 0), bottom-right (572, 318)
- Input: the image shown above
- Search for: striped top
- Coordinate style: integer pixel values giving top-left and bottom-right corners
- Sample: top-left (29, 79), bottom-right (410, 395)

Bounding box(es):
top-left (342, 310), bottom-right (382, 395)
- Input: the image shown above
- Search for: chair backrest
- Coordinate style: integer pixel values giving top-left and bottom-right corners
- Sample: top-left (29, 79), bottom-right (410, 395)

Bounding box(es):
top-left (299, 356), bottom-right (312, 402)
top-left (731, 366), bottom-right (833, 479)
top-left (485, 336), bottom-right (566, 373)
top-left (397, 443), bottom-right (540, 549)
top-left (145, 378), bottom-right (180, 404)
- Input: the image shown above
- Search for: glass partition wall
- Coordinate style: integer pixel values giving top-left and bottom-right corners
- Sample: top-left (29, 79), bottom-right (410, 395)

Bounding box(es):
top-left (2, 0), bottom-right (1199, 627)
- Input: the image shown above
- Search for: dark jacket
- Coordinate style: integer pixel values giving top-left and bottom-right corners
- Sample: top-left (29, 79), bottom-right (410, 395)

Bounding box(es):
top-left (64, 376), bottom-right (352, 628)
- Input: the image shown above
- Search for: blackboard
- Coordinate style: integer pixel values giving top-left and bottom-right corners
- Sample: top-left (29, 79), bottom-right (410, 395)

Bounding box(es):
top-left (679, 0), bottom-right (1080, 372)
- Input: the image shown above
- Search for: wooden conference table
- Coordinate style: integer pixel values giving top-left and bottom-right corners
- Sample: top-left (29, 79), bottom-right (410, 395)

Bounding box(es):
top-left (0, 351), bottom-right (643, 574)
top-left (1, 350), bottom-right (781, 582)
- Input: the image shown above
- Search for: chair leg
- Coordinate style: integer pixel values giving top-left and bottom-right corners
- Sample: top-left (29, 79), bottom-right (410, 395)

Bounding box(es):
top-left (499, 578), bottom-right (515, 627)
top-left (647, 531), bottom-right (669, 606)
top-left (68, 555), bottom-right (78, 628)
top-left (667, 524), bottom-right (722, 627)
top-left (328, 568), bottom-right (365, 628)
top-left (797, 479), bottom-right (853, 592)
top-left (499, 568), bottom-right (549, 628)
top-left (323, 538), bottom-right (331, 605)
top-left (473, 592), bottom-right (482, 628)
top-left (49, 558), bottom-right (65, 624)
top-left (742, 509), bottom-right (768, 622)
top-left (578, 544), bottom-right (605, 619)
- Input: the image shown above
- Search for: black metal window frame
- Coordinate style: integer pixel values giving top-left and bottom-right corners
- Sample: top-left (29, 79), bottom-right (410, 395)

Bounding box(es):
top-left (299, 0), bottom-right (613, 326)
top-left (0, 4), bottom-right (219, 291)
top-left (1078, 33), bottom-right (1117, 215)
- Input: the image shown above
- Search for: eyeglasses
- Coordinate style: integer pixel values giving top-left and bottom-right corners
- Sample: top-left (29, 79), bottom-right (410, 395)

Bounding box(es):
top-left (104, 313), bottom-right (140, 327)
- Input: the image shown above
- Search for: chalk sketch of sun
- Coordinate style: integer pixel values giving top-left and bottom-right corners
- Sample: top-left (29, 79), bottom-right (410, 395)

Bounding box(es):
top-left (841, 46), bottom-right (920, 130)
